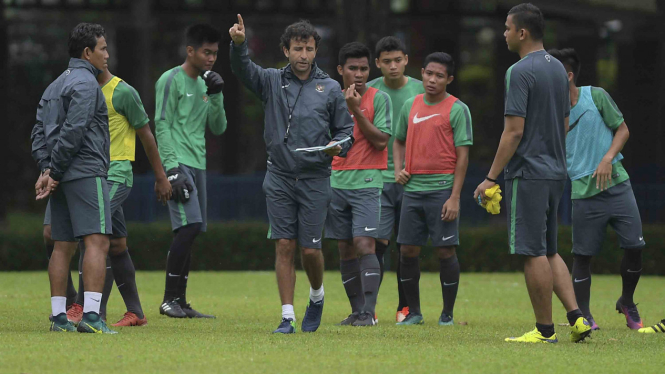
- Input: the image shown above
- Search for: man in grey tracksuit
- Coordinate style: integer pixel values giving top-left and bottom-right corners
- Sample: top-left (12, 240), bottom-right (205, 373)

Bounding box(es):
top-left (230, 15), bottom-right (354, 334)
top-left (31, 23), bottom-right (115, 334)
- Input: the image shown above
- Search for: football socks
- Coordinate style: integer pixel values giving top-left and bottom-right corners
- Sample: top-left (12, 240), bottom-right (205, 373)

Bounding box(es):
top-left (83, 292), bottom-right (102, 315)
top-left (110, 249), bottom-right (144, 319)
top-left (536, 322), bottom-right (555, 338)
top-left (400, 255), bottom-right (421, 315)
top-left (572, 254), bottom-right (593, 318)
top-left (359, 254), bottom-right (381, 316)
top-left (374, 240), bottom-right (388, 285)
top-left (51, 296), bottom-right (67, 317)
top-left (439, 255), bottom-right (460, 318)
top-left (340, 258), bottom-right (363, 313)
top-left (620, 249), bottom-right (642, 305)
top-left (164, 223), bottom-right (201, 302)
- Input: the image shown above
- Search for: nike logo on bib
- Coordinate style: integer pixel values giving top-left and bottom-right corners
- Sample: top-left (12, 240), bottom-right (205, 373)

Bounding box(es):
top-left (413, 113), bottom-right (440, 124)
top-left (186, 93), bottom-right (194, 97)
top-left (568, 110), bottom-right (588, 131)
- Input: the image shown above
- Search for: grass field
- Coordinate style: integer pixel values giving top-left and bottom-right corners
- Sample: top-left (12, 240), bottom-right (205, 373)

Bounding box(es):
top-left (1, 271), bottom-right (663, 374)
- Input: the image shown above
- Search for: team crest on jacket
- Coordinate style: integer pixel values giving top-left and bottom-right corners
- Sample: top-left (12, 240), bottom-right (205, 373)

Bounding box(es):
top-left (315, 84), bottom-right (324, 93)
top-left (203, 95), bottom-right (209, 103)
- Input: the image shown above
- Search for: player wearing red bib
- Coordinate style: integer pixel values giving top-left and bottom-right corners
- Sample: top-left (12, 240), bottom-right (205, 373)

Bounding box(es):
top-left (393, 53), bottom-right (472, 326)
top-left (326, 42), bottom-right (392, 326)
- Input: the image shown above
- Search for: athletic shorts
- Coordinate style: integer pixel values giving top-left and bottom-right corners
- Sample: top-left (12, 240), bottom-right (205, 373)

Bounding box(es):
top-left (107, 181), bottom-right (132, 238)
top-left (397, 190), bottom-right (459, 247)
top-left (48, 177), bottom-right (112, 242)
top-left (167, 164), bottom-right (207, 233)
top-left (325, 187), bottom-right (381, 240)
top-left (378, 182), bottom-right (403, 240)
top-left (505, 178), bottom-right (565, 256)
top-left (45, 179), bottom-right (131, 239)
top-left (263, 171), bottom-right (331, 249)
top-left (572, 180), bottom-right (645, 255)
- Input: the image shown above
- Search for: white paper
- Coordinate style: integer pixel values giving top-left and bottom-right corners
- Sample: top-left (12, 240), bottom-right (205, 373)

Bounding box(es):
top-left (294, 137), bottom-right (351, 152)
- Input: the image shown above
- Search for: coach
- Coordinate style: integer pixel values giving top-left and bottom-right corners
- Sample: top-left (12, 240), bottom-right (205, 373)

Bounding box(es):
top-left (230, 15), bottom-right (354, 334)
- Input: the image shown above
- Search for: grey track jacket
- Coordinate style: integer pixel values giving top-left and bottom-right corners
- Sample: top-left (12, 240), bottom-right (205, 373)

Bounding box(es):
top-left (230, 40), bottom-right (354, 180)
top-left (31, 58), bottom-right (110, 182)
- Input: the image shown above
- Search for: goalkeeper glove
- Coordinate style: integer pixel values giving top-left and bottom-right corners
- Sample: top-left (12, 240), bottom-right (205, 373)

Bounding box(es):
top-left (167, 167), bottom-right (193, 203)
top-left (201, 71), bottom-right (224, 95)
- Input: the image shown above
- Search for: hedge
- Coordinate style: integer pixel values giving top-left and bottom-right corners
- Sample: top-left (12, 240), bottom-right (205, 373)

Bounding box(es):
top-left (1, 214), bottom-right (664, 274)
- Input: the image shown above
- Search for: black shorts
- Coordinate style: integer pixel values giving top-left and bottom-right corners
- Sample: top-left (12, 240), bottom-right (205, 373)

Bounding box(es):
top-left (505, 178), bottom-right (565, 257)
top-left (263, 171), bottom-right (332, 249)
top-left (572, 180), bottom-right (645, 255)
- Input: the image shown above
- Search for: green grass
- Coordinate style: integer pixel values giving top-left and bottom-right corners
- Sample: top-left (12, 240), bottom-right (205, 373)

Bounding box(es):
top-left (0, 271), bottom-right (663, 373)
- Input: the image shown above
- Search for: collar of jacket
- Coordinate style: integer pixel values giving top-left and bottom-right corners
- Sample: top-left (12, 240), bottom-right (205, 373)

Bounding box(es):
top-left (68, 58), bottom-right (102, 77)
top-left (282, 62), bottom-right (329, 82)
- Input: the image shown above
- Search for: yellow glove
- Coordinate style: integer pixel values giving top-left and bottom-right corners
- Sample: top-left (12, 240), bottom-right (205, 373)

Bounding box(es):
top-left (479, 185), bottom-right (502, 214)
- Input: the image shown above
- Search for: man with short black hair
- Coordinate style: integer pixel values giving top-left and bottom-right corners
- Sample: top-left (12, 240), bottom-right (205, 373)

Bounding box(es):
top-left (155, 23), bottom-right (227, 319)
top-left (548, 47), bottom-right (645, 331)
top-left (393, 52), bottom-right (471, 326)
top-left (473, 3), bottom-right (591, 343)
top-left (32, 22), bottom-right (115, 334)
top-left (328, 42), bottom-right (392, 327)
top-left (368, 36), bottom-right (424, 322)
top-left (230, 15), bottom-right (354, 333)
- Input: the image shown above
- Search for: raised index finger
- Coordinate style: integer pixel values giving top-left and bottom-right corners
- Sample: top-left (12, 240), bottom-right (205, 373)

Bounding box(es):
top-left (238, 14), bottom-right (244, 28)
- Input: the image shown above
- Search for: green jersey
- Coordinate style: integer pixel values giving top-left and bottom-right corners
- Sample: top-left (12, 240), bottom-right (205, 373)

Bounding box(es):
top-left (103, 76), bottom-right (149, 188)
top-left (367, 76), bottom-right (425, 183)
top-left (395, 95), bottom-right (473, 192)
top-left (331, 88), bottom-right (392, 190)
top-left (155, 66), bottom-right (228, 171)
top-left (571, 87), bottom-right (629, 199)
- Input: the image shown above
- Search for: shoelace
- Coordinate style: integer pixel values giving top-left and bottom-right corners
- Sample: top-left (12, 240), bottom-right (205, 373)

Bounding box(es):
top-left (626, 303), bottom-right (641, 322)
top-left (68, 305), bottom-right (83, 318)
top-left (117, 312), bottom-right (135, 324)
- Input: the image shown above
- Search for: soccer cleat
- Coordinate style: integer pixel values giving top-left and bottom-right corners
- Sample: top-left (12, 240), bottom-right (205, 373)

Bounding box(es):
top-left (616, 298), bottom-right (643, 330)
top-left (587, 316), bottom-right (600, 331)
top-left (302, 297), bottom-right (324, 332)
top-left (396, 306), bottom-right (409, 322)
top-left (160, 298), bottom-right (187, 318)
top-left (351, 312), bottom-right (376, 327)
top-left (77, 312), bottom-right (118, 334)
top-left (396, 313), bottom-right (424, 326)
top-left (49, 313), bottom-right (77, 332)
top-left (111, 312), bottom-right (148, 327)
top-left (638, 319), bottom-right (665, 334)
top-left (336, 312), bottom-right (359, 326)
top-left (181, 303), bottom-right (216, 319)
top-left (570, 317), bottom-right (592, 343)
top-left (66, 303), bottom-right (83, 326)
top-left (438, 312), bottom-right (454, 326)
top-left (505, 328), bottom-right (558, 343)
top-left (273, 318), bottom-right (296, 334)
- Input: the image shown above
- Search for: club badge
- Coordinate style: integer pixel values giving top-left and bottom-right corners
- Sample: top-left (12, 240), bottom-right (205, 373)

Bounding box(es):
top-left (203, 95), bottom-right (209, 103)
top-left (315, 84), bottom-right (324, 93)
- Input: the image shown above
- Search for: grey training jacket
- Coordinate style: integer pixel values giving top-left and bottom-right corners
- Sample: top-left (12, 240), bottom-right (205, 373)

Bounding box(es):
top-left (31, 58), bottom-right (110, 182)
top-left (230, 40), bottom-right (354, 180)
